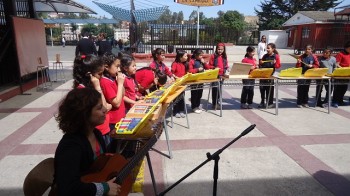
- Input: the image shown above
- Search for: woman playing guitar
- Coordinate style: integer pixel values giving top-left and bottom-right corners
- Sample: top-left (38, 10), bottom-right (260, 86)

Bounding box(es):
top-left (52, 88), bottom-right (121, 195)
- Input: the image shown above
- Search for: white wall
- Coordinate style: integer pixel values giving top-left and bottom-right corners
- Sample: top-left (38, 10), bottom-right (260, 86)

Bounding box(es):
top-left (260, 30), bottom-right (288, 49)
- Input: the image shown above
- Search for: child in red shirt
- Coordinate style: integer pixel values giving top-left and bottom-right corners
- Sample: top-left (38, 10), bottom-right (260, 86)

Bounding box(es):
top-left (135, 67), bottom-right (167, 96)
top-left (207, 43), bottom-right (229, 110)
top-left (149, 48), bottom-right (174, 78)
top-left (240, 46), bottom-right (258, 109)
top-left (295, 44), bottom-right (319, 107)
top-left (258, 43), bottom-right (281, 108)
top-left (72, 54), bottom-right (112, 144)
top-left (332, 41), bottom-right (350, 107)
top-left (171, 50), bottom-right (188, 118)
top-left (119, 53), bottom-right (143, 111)
top-left (188, 49), bottom-right (207, 114)
top-left (100, 53), bottom-right (126, 132)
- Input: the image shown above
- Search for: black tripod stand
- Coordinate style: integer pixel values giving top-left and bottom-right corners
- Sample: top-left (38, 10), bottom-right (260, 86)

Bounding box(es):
top-left (157, 124), bottom-right (256, 196)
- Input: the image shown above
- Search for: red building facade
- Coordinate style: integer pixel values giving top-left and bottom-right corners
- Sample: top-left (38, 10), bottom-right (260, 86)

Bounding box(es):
top-left (283, 11), bottom-right (350, 54)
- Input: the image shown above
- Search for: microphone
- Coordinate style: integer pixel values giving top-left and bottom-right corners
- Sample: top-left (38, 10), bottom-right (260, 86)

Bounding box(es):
top-left (240, 124), bottom-right (256, 136)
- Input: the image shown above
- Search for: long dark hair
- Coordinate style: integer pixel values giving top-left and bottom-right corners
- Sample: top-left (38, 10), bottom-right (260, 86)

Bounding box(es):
top-left (268, 43), bottom-right (279, 55)
top-left (244, 46), bottom-right (255, 58)
top-left (56, 88), bottom-right (101, 135)
top-left (73, 54), bottom-right (103, 88)
top-left (119, 52), bottom-right (135, 76)
top-left (152, 48), bottom-right (165, 61)
top-left (301, 44), bottom-right (312, 58)
top-left (214, 43), bottom-right (227, 60)
top-left (175, 50), bottom-right (189, 71)
top-left (191, 48), bottom-right (203, 59)
top-left (343, 41), bottom-right (350, 54)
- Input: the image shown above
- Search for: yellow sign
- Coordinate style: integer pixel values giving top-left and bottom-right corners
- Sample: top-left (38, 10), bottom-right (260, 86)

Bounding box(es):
top-left (174, 0), bottom-right (224, 7)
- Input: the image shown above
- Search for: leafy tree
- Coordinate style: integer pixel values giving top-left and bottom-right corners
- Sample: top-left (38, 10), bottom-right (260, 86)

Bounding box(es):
top-left (79, 13), bottom-right (90, 19)
top-left (220, 11), bottom-right (247, 43)
top-left (97, 24), bottom-right (114, 38)
top-left (178, 11), bottom-right (184, 23)
top-left (157, 8), bottom-right (172, 24)
top-left (71, 23), bottom-right (78, 40)
top-left (255, 0), bottom-right (342, 30)
top-left (81, 24), bottom-right (98, 36)
top-left (188, 10), bottom-right (197, 23)
top-left (62, 13), bottom-right (77, 19)
top-left (171, 12), bottom-right (178, 24)
top-left (37, 13), bottom-right (48, 19)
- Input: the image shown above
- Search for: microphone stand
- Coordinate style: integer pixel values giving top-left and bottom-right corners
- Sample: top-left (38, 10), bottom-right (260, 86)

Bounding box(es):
top-left (157, 124), bottom-right (256, 196)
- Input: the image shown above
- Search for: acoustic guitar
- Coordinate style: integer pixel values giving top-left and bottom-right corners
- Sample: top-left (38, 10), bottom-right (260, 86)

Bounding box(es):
top-left (81, 134), bottom-right (158, 196)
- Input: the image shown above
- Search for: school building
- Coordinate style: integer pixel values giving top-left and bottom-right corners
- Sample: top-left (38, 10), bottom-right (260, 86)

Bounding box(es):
top-left (283, 9), bottom-right (350, 54)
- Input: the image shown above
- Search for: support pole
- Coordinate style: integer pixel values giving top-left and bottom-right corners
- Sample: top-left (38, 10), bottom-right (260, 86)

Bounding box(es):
top-left (50, 28), bottom-right (53, 47)
top-left (196, 6), bottom-right (200, 47)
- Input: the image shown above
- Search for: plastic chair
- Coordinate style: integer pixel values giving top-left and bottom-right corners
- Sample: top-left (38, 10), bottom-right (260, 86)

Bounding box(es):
top-left (23, 157), bottom-right (54, 196)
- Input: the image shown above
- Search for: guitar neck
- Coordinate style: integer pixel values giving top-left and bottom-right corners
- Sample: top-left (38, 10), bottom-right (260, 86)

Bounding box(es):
top-left (115, 134), bottom-right (157, 184)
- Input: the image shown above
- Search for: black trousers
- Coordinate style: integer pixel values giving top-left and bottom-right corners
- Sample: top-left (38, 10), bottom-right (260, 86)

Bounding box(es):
top-left (211, 79), bottom-right (223, 106)
top-left (297, 79), bottom-right (311, 105)
top-left (316, 79), bottom-right (333, 105)
top-left (191, 84), bottom-right (203, 109)
top-left (241, 79), bottom-right (255, 104)
top-left (259, 79), bottom-right (274, 105)
top-left (332, 79), bottom-right (349, 104)
top-left (173, 92), bottom-right (185, 115)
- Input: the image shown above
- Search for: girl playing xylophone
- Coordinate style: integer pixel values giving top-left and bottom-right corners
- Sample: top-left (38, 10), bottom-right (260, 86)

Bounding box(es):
top-left (296, 44), bottom-right (319, 108)
top-left (119, 53), bottom-right (143, 111)
top-left (258, 43), bottom-right (281, 108)
top-left (241, 46), bottom-right (258, 109)
top-left (207, 43), bottom-right (229, 110)
top-left (332, 41), bottom-right (350, 108)
top-left (171, 50), bottom-right (189, 118)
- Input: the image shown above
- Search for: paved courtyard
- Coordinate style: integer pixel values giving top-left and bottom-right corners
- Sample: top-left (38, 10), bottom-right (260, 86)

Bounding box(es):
top-left (0, 45), bottom-right (349, 195)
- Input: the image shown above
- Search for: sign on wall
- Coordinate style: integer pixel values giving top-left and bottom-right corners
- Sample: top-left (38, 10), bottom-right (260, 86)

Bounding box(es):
top-left (174, 0), bottom-right (224, 7)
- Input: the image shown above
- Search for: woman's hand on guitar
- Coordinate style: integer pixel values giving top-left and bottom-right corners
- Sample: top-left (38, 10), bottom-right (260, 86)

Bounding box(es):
top-left (107, 177), bottom-right (121, 195)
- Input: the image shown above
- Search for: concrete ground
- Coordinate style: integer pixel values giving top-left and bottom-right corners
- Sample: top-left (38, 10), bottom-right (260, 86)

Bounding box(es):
top-left (0, 45), bottom-right (350, 195)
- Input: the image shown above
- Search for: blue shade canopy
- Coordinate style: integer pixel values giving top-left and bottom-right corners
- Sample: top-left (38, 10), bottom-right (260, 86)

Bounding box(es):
top-left (93, 1), bottom-right (168, 22)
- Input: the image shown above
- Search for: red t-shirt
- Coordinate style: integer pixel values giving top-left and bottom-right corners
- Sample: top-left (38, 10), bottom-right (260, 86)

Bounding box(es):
top-left (336, 51), bottom-right (350, 67)
top-left (100, 76), bottom-right (125, 124)
top-left (242, 57), bottom-right (257, 74)
top-left (149, 61), bottom-right (172, 77)
top-left (171, 61), bottom-right (186, 77)
top-left (207, 54), bottom-right (229, 75)
top-left (76, 84), bottom-right (110, 135)
top-left (124, 76), bottom-right (136, 110)
top-left (135, 68), bottom-right (155, 94)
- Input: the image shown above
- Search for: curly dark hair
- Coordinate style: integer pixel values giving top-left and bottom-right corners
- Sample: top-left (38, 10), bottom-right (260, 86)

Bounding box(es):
top-left (56, 88), bottom-right (101, 135)
top-left (101, 52), bottom-right (119, 77)
top-left (73, 55), bottom-right (103, 88)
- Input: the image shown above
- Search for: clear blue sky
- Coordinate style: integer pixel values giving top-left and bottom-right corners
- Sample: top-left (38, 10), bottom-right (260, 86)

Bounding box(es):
top-left (79, 0), bottom-right (350, 19)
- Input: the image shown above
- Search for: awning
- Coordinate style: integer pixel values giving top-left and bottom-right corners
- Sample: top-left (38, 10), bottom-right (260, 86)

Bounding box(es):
top-left (93, 1), bottom-right (168, 22)
top-left (42, 18), bottom-right (119, 24)
top-left (34, 0), bottom-right (96, 14)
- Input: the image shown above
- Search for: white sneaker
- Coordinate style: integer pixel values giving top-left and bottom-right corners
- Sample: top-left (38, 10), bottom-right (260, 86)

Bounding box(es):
top-left (179, 112), bottom-right (186, 118)
top-left (194, 108), bottom-right (202, 114)
top-left (199, 105), bottom-right (205, 111)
